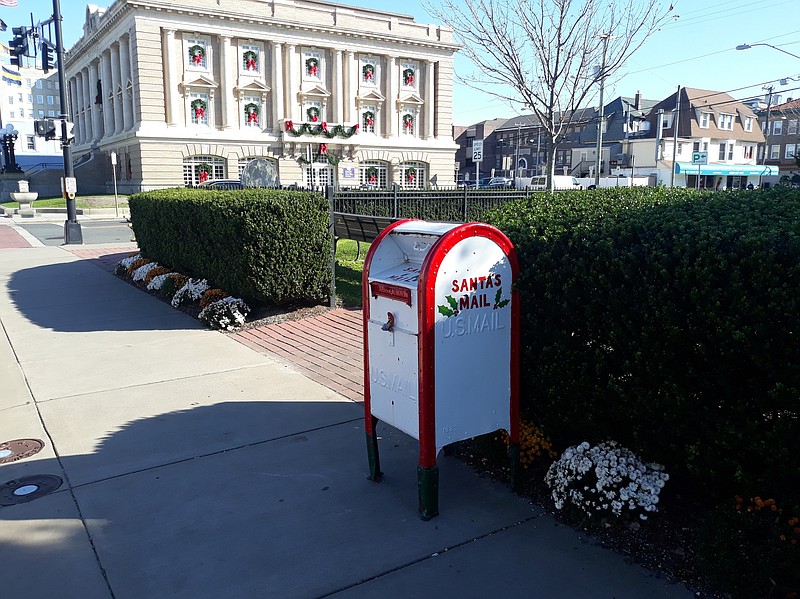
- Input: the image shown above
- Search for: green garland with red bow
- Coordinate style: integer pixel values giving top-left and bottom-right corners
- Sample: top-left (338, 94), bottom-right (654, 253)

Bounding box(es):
top-left (243, 50), bottom-right (258, 71)
top-left (405, 167), bottom-right (417, 184)
top-left (245, 103), bottom-right (259, 125)
top-left (189, 44), bottom-right (205, 67)
top-left (195, 162), bottom-right (211, 183)
top-left (284, 120), bottom-right (359, 138)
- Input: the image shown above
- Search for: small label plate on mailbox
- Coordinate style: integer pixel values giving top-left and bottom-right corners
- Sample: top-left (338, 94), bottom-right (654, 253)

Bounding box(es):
top-left (370, 281), bottom-right (412, 306)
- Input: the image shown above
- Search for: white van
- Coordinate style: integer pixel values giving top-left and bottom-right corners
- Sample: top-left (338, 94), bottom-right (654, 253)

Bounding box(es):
top-left (528, 175), bottom-right (582, 191)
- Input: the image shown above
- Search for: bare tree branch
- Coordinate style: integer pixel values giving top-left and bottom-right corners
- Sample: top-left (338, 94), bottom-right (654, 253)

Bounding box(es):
top-left (427, 0), bottom-right (675, 188)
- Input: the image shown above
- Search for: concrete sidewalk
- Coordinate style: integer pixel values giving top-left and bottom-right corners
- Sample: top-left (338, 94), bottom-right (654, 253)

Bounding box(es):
top-left (0, 242), bottom-right (694, 598)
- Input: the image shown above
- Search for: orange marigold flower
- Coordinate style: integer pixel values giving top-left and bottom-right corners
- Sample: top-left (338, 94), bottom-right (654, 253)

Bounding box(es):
top-left (780, 535), bottom-right (787, 541)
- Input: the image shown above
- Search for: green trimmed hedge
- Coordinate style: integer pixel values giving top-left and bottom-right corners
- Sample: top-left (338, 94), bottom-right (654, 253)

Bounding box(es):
top-left (486, 186), bottom-right (800, 499)
top-left (128, 188), bottom-right (331, 306)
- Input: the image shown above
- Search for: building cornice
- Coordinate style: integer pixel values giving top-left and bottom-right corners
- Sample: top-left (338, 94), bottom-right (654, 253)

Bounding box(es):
top-left (66, 0), bottom-right (459, 68)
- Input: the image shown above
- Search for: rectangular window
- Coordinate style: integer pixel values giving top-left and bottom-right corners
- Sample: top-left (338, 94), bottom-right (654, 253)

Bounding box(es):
top-left (47, 81), bottom-right (52, 89)
top-left (47, 96), bottom-right (54, 105)
top-left (728, 142), bottom-right (734, 161)
top-left (242, 96), bottom-right (261, 128)
top-left (38, 109), bottom-right (44, 118)
top-left (360, 56), bottom-right (378, 86)
top-left (36, 95), bottom-right (44, 104)
top-left (26, 135), bottom-right (35, 150)
top-left (241, 44), bottom-right (261, 75)
top-left (17, 93), bottom-right (23, 102)
top-left (773, 120), bottom-right (783, 136)
top-left (8, 110), bottom-right (14, 118)
top-left (27, 94), bottom-right (32, 103)
top-left (677, 142), bottom-right (684, 155)
top-left (786, 144), bottom-right (796, 159)
top-left (187, 38), bottom-right (208, 70)
top-left (302, 49), bottom-right (322, 82)
top-left (361, 105), bottom-right (377, 134)
top-left (744, 145), bottom-right (754, 160)
top-left (693, 141), bottom-right (700, 152)
top-left (744, 117), bottom-right (753, 132)
top-left (718, 142), bottom-right (726, 161)
top-left (189, 92), bottom-right (209, 126)
top-left (661, 113), bottom-right (673, 129)
top-left (700, 112), bottom-right (710, 128)
top-left (36, 80), bottom-right (43, 89)
top-left (770, 145), bottom-right (780, 159)
top-left (27, 109), bottom-right (33, 118)
top-left (47, 110), bottom-right (55, 117)
top-left (400, 61), bottom-right (418, 90)
top-left (25, 78), bottom-right (31, 88)
top-left (788, 119), bottom-right (798, 135)
top-left (718, 114), bottom-right (734, 130)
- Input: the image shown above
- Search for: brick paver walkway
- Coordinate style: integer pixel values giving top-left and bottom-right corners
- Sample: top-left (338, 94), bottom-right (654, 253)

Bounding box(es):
top-left (0, 222), bottom-right (33, 249)
top-left (234, 308), bottom-right (364, 403)
top-left (65, 246), bottom-right (138, 272)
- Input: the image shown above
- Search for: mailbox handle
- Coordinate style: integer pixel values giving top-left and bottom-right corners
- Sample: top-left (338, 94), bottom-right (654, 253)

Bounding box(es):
top-left (381, 312), bottom-right (395, 332)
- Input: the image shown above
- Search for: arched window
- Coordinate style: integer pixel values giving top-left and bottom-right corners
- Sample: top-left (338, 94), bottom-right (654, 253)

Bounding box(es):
top-left (359, 160), bottom-right (388, 188)
top-left (183, 155), bottom-right (226, 186)
top-left (400, 161), bottom-right (427, 190)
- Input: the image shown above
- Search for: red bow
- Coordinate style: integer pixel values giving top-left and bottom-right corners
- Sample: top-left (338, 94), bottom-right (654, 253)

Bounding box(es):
top-left (319, 143), bottom-right (328, 155)
top-left (199, 171), bottom-right (209, 182)
top-left (246, 58), bottom-right (257, 70)
top-left (248, 112), bottom-right (258, 123)
top-left (367, 117), bottom-right (374, 127)
top-left (192, 53), bottom-right (203, 65)
top-left (285, 120), bottom-right (294, 131)
top-left (322, 122), bottom-right (329, 132)
top-left (195, 107), bottom-right (205, 119)
top-left (309, 65), bottom-right (318, 76)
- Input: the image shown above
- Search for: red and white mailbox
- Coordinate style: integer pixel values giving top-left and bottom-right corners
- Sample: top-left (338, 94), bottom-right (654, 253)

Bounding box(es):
top-left (362, 220), bottom-right (520, 519)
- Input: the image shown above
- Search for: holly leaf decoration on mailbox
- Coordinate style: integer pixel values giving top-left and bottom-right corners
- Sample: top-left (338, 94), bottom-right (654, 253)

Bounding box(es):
top-left (438, 295), bottom-right (459, 318)
top-left (493, 288), bottom-right (510, 310)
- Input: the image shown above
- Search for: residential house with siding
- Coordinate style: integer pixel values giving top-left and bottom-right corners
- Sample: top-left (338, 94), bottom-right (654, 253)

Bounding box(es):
top-left (757, 97), bottom-right (800, 186)
top-left (627, 87), bottom-right (773, 189)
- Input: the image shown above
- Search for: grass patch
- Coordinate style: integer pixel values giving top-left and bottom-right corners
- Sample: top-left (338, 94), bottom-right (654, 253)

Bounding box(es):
top-left (0, 196), bottom-right (129, 209)
top-left (335, 239), bottom-right (368, 308)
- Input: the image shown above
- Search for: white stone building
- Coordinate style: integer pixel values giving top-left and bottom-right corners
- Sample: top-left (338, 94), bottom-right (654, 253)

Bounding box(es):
top-left (64, 1), bottom-right (459, 193)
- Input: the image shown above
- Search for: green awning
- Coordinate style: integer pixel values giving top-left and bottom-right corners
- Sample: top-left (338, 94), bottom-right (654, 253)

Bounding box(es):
top-left (675, 163), bottom-right (779, 176)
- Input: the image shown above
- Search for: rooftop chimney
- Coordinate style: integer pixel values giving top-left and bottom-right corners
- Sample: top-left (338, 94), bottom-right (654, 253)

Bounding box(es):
top-left (634, 91), bottom-right (642, 110)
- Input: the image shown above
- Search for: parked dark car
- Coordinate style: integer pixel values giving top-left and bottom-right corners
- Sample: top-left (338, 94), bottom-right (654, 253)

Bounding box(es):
top-left (198, 179), bottom-right (243, 190)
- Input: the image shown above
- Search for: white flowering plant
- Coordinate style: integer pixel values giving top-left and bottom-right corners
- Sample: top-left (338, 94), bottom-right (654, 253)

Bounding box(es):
top-left (199, 297), bottom-right (250, 331)
top-left (132, 261), bottom-right (160, 282)
top-left (147, 273), bottom-right (172, 291)
top-left (171, 278), bottom-right (210, 308)
top-left (115, 254), bottom-right (141, 276)
top-left (544, 441), bottom-right (669, 521)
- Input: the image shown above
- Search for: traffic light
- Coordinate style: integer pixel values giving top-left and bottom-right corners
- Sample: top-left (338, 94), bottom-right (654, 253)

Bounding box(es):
top-left (34, 119), bottom-right (57, 140)
top-left (42, 41), bottom-right (56, 74)
top-left (9, 26), bottom-right (29, 68)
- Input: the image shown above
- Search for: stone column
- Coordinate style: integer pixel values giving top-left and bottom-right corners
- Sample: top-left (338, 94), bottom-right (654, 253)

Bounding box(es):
top-left (119, 35), bottom-right (133, 131)
top-left (110, 43), bottom-right (123, 134)
top-left (101, 50), bottom-right (115, 135)
top-left (272, 42), bottom-right (284, 128)
top-left (73, 71), bottom-right (85, 144)
top-left (333, 49), bottom-right (343, 123)
top-left (386, 56), bottom-right (396, 138)
top-left (163, 28), bottom-right (180, 126)
top-left (68, 78), bottom-right (78, 140)
top-left (343, 50), bottom-right (354, 123)
top-left (220, 36), bottom-right (237, 129)
top-left (89, 61), bottom-right (102, 140)
top-left (425, 61), bottom-right (435, 139)
top-left (285, 44), bottom-right (296, 121)
top-left (127, 29), bottom-right (138, 127)
top-left (77, 70), bottom-right (88, 145)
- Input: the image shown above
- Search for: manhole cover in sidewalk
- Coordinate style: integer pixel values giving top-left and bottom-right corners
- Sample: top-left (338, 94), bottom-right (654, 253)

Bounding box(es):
top-left (0, 439), bottom-right (44, 464)
top-left (0, 475), bottom-right (63, 506)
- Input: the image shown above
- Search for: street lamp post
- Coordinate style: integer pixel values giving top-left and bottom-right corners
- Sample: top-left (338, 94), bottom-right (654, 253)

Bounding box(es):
top-left (736, 43), bottom-right (800, 61)
top-left (761, 85), bottom-right (774, 167)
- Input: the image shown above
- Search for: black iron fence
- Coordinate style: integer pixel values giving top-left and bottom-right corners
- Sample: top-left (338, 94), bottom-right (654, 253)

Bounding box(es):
top-left (329, 185), bottom-right (540, 222)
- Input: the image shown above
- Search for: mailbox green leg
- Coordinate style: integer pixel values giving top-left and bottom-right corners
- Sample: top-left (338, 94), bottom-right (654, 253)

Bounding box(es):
top-left (366, 416), bottom-right (383, 482)
top-left (417, 466), bottom-right (439, 520)
top-left (508, 443), bottom-right (521, 492)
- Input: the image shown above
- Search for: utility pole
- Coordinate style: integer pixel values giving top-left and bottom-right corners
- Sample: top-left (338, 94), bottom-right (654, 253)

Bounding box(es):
top-left (51, 0), bottom-right (82, 243)
top-left (761, 85), bottom-right (774, 166)
top-left (594, 33), bottom-right (611, 187)
top-left (670, 85), bottom-right (681, 188)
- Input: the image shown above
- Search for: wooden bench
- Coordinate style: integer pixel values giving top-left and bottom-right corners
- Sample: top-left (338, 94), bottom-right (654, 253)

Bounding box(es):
top-left (333, 212), bottom-right (399, 260)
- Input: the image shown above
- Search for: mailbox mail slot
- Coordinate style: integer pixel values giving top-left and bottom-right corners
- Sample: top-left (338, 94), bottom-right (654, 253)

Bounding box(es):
top-left (363, 220), bottom-right (520, 519)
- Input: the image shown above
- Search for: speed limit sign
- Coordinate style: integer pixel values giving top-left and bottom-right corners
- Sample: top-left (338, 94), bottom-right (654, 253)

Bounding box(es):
top-left (472, 140), bottom-right (484, 162)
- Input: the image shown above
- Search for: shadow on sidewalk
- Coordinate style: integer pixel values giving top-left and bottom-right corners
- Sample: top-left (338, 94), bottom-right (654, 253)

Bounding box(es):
top-left (0, 400), bottom-right (530, 597)
top-left (5, 260), bottom-right (199, 333)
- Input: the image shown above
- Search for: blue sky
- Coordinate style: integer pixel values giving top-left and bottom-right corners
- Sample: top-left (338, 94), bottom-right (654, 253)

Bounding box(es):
top-left (4, 0), bottom-right (800, 125)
